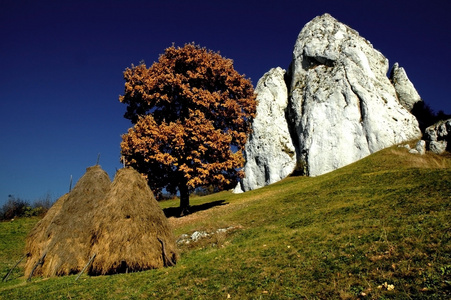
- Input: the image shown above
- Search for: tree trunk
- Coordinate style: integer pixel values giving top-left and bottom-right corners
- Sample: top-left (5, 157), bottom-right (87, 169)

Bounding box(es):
top-left (179, 183), bottom-right (190, 216)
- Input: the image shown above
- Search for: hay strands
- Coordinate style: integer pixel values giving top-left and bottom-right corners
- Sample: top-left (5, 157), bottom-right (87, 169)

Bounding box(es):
top-left (75, 253), bottom-right (96, 281)
top-left (2, 253), bottom-right (29, 282)
top-left (24, 166), bottom-right (177, 278)
top-left (27, 252), bottom-right (46, 282)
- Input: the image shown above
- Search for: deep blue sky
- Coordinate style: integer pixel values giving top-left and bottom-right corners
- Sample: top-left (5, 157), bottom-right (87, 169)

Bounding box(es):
top-left (1, 0), bottom-right (450, 205)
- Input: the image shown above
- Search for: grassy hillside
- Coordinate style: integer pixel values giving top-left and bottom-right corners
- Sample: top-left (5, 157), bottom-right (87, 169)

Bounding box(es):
top-left (1, 146), bottom-right (450, 299)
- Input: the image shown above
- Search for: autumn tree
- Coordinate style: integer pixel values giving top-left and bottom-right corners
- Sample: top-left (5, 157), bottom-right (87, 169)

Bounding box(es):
top-left (120, 44), bottom-right (257, 214)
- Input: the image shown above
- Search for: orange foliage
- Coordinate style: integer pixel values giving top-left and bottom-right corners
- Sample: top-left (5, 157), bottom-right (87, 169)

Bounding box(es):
top-left (120, 44), bottom-right (256, 209)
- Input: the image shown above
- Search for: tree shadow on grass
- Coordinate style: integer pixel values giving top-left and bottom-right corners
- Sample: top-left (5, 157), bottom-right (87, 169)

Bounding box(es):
top-left (163, 200), bottom-right (228, 218)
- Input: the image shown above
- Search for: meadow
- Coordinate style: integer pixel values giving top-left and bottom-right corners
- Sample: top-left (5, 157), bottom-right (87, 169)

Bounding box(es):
top-left (0, 146), bottom-right (450, 299)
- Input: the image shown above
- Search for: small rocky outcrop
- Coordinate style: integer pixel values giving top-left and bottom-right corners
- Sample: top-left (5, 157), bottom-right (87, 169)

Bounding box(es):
top-left (403, 119), bottom-right (450, 155)
top-left (236, 13), bottom-right (422, 192)
top-left (408, 140), bottom-right (426, 155)
top-left (389, 63), bottom-right (423, 111)
top-left (234, 67), bottom-right (296, 193)
top-left (424, 119), bottom-right (451, 154)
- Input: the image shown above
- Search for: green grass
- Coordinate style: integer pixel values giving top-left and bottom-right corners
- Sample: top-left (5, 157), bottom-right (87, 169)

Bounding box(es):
top-left (1, 146), bottom-right (450, 299)
top-left (0, 217), bottom-right (39, 282)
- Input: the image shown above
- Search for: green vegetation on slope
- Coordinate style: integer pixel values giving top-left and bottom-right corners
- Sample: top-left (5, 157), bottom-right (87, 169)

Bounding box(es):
top-left (0, 217), bottom-right (39, 282)
top-left (1, 147), bottom-right (450, 299)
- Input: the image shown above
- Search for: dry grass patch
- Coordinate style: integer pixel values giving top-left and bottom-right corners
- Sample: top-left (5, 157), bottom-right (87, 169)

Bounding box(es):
top-left (388, 147), bottom-right (451, 169)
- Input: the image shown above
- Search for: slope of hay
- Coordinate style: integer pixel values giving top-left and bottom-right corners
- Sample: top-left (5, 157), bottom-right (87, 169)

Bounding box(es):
top-left (24, 165), bottom-right (177, 278)
top-left (24, 193), bottom-right (69, 277)
top-left (25, 165), bottom-right (111, 277)
top-left (89, 167), bottom-right (177, 275)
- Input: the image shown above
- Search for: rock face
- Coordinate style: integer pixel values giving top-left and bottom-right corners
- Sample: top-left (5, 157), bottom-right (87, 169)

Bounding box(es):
top-left (424, 119), bottom-right (451, 154)
top-left (389, 63), bottom-right (422, 111)
top-left (234, 67), bottom-right (296, 193)
top-left (236, 13), bottom-right (422, 192)
top-left (287, 13), bottom-right (421, 177)
top-left (409, 140), bottom-right (426, 155)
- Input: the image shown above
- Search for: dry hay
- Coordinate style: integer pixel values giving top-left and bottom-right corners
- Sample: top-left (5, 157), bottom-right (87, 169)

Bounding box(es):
top-left (389, 148), bottom-right (451, 169)
top-left (25, 165), bottom-right (111, 277)
top-left (89, 167), bottom-right (177, 275)
top-left (24, 193), bottom-right (69, 277)
top-left (24, 165), bottom-right (177, 278)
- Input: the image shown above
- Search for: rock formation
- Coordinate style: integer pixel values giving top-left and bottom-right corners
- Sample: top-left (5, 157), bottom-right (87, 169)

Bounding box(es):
top-left (234, 67), bottom-right (296, 193)
top-left (389, 63), bottom-right (422, 111)
top-left (287, 13), bottom-right (421, 177)
top-left (424, 119), bottom-right (451, 154)
top-left (401, 119), bottom-right (451, 155)
top-left (236, 13), bottom-right (422, 192)
top-left (408, 140), bottom-right (426, 155)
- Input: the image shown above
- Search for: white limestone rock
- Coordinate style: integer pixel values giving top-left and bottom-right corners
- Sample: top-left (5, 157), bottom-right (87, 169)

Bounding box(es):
top-left (429, 141), bottom-right (447, 155)
top-left (287, 13), bottom-right (422, 176)
top-left (389, 63), bottom-right (422, 111)
top-left (234, 67), bottom-right (296, 193)
top-left (399, 144), bottom-right (411, 150)
top-left (235, 13), bottom-right (424, 192)
top-left (415, 140), bottom-right (426, 155)
top-left (424, 119), bottom-right (451, 154)
top-left (425, 119), bottom-right (451, 142)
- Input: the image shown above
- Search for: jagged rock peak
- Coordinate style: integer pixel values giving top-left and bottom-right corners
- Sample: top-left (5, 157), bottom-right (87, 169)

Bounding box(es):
top-left (290, 13), bottom-right (389, 85)
top-left (235, 13), bottom-right (423, 192)
top-left (234, 67), bottom-right (296, 193)
top-left (287, 13), bottom-right (421, 176)
top-left (389, 62), bottom-right (423, 111)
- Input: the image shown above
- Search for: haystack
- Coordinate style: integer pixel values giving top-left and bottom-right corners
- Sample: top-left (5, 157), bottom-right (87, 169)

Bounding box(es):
top-left (25, 165), bottom-right (111, 277)
top-left (89, 167), bottom-right (177, 275)
top-left (24, 193), bottom-right (68, 277)
top-left (24, 165), bottom-right (177, 278)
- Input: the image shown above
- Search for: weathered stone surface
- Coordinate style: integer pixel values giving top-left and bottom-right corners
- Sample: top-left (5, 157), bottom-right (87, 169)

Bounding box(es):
top-left (234, 67), bottom-right (296, 193)
top-left (415, 140), bottom-right (426, 155)
top-left (409, 149), bottom-right (419, 155)
top-left (425, 119), bottom-right (451, 142)
top-left (287, 13), bottom-right (421, 176)
top-left (399, 144), bottom-right (411, 150)
top-left (389, 63), bottom-right (422, 111)
top-left (235, 13), bottom-right (423, 192)
top-left (423, 119), bottom-right (451, 154)
top-left (429, 141), bottom-right (447, 154)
